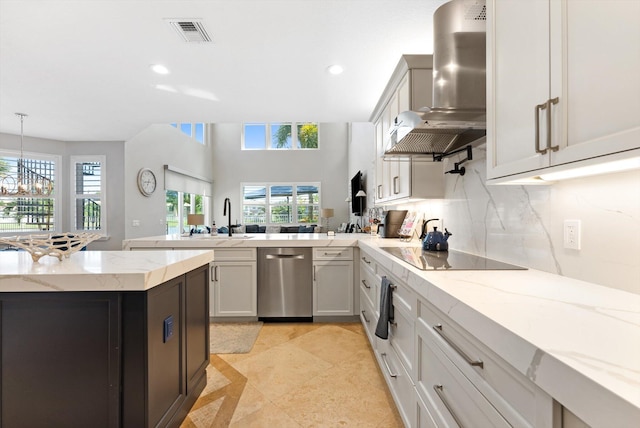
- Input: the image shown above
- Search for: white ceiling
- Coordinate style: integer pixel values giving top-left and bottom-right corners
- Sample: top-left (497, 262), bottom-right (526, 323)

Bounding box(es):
top-left (0, 0), bottom-right (447, 142)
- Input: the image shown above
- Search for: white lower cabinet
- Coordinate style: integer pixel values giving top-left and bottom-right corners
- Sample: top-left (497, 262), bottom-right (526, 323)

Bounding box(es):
top-left (359, 286), bottom-right (378, 343)
top-left (416, 320), bottom-right (510, 427)
top-left (415, 391), bottom-right (438, 428)
top-left (418, 299), bottom-right (554, 427)
top-left (360, 248), bottom-right (557, 428)
top-left (377, 339), bottom-right (416, 428)
top-left (210, 248), bottom-right (257, 317)
top-left (313, 247), bottom-right (354, 316)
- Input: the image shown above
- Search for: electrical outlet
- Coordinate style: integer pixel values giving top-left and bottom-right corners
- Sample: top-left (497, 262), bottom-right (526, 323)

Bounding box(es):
top-left (564, 220), bottom-right (581, 250)
top-left (132, 219), bottom-right (140, 227)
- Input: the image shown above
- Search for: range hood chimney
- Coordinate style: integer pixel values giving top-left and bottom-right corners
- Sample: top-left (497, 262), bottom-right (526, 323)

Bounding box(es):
top-left (385, 0), bottom-right (487, 157)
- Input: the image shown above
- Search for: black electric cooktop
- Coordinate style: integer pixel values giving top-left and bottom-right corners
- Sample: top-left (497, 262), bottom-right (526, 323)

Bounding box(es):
top-left (380, 247), bottom-right (527, 271)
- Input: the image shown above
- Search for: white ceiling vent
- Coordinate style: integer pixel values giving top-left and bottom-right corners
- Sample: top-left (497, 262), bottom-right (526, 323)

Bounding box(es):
top-left (166, 19), bottom-right (212, 43)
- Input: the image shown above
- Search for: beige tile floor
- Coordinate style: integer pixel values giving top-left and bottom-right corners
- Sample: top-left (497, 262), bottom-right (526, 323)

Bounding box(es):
top-left (181, 322), bottom-right (404, 428)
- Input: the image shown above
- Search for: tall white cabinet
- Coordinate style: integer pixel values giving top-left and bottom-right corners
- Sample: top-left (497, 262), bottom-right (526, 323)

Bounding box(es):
top-left (487, 0), bottom-right (640, 182)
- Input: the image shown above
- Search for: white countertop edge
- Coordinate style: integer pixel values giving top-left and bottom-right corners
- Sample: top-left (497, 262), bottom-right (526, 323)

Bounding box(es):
top-left (0, 250), bottom-right (214, 292)
top-left (357, 240), bottom-right (640, 427)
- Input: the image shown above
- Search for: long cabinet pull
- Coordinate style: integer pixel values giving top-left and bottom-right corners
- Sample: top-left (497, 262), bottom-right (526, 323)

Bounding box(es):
top-left (210, 265), bottom-right (216, 282)
top-left (380, 352), bottom-right (398, 378)
top-left (313, 265), bottom-right (316, 281)
top-left (393, 176), bottom-right (399, 194)
top-left (361, 310), bottom-right (370, 323)
top-left (433, 384), bottom-right (465, 428)
top-left (323, 251), bottom-right (342, 256)
top-left (433, 324), bottom-right (484, 369)
top-left (377, 185), bottom-right (383, 199)
top-left (361, 279), bottom-right (371, 289)
top-left (546, 97), bottom-right (560, 152)
top-left (534, 102), bottom-right (548, 154)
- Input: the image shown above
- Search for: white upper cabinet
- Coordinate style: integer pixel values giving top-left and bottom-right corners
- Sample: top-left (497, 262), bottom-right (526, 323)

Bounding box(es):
top-left (487, 0), bottom-right (640, 182)
top-left (372, 55), bottom-right (444, 203)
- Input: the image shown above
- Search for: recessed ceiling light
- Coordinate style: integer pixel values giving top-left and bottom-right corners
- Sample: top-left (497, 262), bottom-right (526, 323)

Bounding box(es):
top-left (151, 64), bottom-right (170, 75)
top-left (327, 64), bottom-right (344, 75)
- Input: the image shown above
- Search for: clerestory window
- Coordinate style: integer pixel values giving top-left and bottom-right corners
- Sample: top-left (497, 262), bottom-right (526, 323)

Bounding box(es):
top-left (242, 123), bottom-right (319, 150)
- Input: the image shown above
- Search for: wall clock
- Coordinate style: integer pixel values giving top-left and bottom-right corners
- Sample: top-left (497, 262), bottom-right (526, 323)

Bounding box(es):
top-left (137, 168), bottom-right (157, 196)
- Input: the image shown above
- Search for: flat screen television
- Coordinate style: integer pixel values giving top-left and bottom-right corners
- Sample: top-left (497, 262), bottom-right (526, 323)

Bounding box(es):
top-left (350, 171), bottom-right (365, 215)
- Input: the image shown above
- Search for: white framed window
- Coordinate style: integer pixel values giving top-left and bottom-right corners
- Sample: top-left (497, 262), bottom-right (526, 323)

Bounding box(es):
top-left (0, 150), bottom-right (60, 234)
top-left (241, 182), bottom-right (320, 225)
top-left (70, 155), bottom-right (106, 235)
top-left (242, 122), bottom-right (319, 150)
top-left (170, 122), bottom-right (205, 144)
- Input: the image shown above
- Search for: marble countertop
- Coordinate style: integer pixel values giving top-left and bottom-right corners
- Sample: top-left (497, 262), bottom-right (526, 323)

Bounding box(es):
top-left (124, 232), bottom-right (640, 424)
top-left (358, 240), bottom-right (640, 427)
top-left (0, 250), bottom-right (214, 292)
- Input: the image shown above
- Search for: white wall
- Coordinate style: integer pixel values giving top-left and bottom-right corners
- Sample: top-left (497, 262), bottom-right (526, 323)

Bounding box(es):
top-left (348, 123), bottom-right (376, 227)
top-left (210, 123), bottom-right (349, 229)
top-left (124, 124), bottom-right (213, 239)
top-left (388, 145), bottom-right (640, 294)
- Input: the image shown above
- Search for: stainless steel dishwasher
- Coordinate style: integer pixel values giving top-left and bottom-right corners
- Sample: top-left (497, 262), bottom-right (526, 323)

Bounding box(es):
top-left (257, 247), bottom-right (313, 321)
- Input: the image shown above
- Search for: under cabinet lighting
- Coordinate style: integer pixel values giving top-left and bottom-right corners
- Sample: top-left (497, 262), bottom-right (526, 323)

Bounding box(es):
top-left (540, 156), bottom-right (640, 181)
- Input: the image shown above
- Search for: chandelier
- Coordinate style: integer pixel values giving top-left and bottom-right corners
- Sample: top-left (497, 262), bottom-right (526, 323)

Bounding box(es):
top-left (0, 113), bottom-right (53, 197)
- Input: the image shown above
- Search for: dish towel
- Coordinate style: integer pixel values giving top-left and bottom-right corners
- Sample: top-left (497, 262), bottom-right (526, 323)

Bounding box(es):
top-left (375, 276), bottom-right (394, 339)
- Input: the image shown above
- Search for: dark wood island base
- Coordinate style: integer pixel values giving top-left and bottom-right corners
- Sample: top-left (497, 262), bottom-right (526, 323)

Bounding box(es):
top-left (1, 264), bottom-right (209, 428)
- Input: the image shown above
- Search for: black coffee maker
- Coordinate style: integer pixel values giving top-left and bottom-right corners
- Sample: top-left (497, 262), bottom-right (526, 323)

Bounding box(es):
top-left (378, 210), bottom-right (408, 238)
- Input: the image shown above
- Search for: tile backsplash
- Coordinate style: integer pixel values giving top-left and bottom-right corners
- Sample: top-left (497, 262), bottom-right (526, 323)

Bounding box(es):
top-left (400, 145), bottom-right (640, 295)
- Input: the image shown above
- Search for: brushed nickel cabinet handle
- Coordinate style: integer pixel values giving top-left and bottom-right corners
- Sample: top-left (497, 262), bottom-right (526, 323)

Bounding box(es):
top-left (313, 265), bottom-right (316, 281)
top-left (380, 352), bottom-right (397, 378)
top-left (535, 102), bottom-right (548, 154)
top-left (433, 324), bottom-right (483, 369)
top-left (210, 265), bottom-right (215, 282)
top-left (393, 176), bottom-right (399, 194)
top-left (434, 384), bottom-right (465, 428)
top-left (377, 185), bottom-right (383, 199)
top-left (547, 97), bottom-right (560, 152)
top-left (361, 310), bottom-right (370, 323)
top-left (361, 279), bottom-right (371, 289)
top-left (323, 251), bottom-right (342, 256)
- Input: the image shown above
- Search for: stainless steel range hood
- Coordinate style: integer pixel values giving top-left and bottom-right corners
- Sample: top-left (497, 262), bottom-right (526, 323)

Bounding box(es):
top-left (385, 0), bottom-right (487, 157)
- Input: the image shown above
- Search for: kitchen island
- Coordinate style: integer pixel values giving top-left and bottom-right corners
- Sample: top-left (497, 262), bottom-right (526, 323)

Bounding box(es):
top-left (0, 250), bottom-right (213, 428)
top-left (123, 233), bottom-right (640, 427)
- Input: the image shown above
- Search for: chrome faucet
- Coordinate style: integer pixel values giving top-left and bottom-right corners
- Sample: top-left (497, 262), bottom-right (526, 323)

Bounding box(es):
top-left (223, 197), bottom-right (232, 237)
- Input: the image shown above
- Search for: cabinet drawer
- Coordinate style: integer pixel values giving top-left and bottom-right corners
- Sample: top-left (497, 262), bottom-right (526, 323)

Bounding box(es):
top-left (389, 296), bottom-right (415, 382)
top-left (418, 299), bottom-right (546, 427)
top-left (213, 248), bottom-right (256, 261)
top-left (359, 262), bottom-right (380, 311)
top-left (376, 340), bottom-right (416, 428)
top-left (415, 321), bottom-right (510, 428)
top-left (313, 247), bottom-right (353, 260)
top-left (360, 251), bottom-right (377, 275)
top-left (359, 288), bottom-right (378, 345)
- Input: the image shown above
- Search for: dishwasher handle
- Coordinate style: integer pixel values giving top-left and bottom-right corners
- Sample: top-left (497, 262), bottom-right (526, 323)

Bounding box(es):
top-left (265, 254), bottom-right (306, 260)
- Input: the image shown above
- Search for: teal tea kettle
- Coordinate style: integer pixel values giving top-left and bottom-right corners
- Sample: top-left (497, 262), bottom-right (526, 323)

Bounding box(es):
top-left (420, 218), bottom-right (452, 252)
